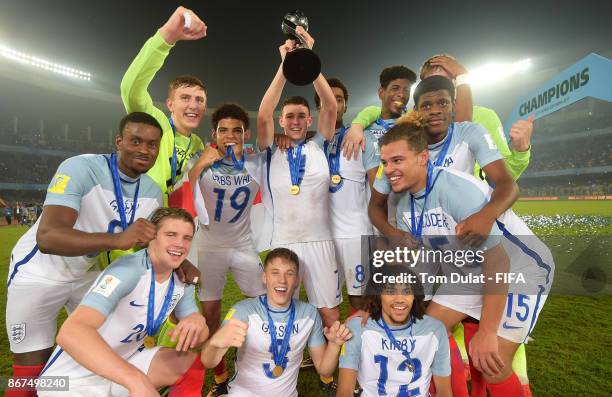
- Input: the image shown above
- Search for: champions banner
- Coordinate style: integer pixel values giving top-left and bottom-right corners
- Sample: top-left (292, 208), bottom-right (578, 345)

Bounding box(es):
top-left (504, 53), bottom-right (612, 132)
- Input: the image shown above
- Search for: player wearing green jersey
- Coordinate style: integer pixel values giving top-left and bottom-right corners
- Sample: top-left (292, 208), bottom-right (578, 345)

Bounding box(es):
top-left (346, 55), bottom-right (532, 181)
top-left (121, 6), bottom-right (208, 202)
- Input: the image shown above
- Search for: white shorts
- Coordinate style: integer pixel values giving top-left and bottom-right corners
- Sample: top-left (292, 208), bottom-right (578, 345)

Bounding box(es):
top-left (6, 271), bottom-right (99, 353)
top-left (276, 241), bottom-right (342, 309)
top-left (38, 346), bottom-right (160, 397)
top-left (198, 244), bottom-right (265, 301)
top-left (433, 291), bottom-right (549, 344)
top-left (334, 238), bottom-right (365, 296)
top-left (433, 237), bottom-right (554, 343)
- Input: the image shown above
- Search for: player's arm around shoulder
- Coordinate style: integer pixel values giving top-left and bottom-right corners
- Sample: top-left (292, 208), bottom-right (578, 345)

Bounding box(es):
top-left (37, 156), bottom-right (137, 255)
top-left (57, 260), bottom-right (155, 394)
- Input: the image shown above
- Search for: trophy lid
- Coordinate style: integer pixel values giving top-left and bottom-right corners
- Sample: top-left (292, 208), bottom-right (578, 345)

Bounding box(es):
top-left (282, 10), bottom-right (309, 42)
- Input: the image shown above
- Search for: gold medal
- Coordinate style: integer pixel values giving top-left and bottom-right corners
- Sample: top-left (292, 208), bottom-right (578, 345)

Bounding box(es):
top-left (143, 335), bottom-right (156, 349)
top-left (331, 174), bottom-right (341, 184)
top-left (290, 185), bottom-right (300, 195)
top-left (272, 365), bottom-right (284, 377)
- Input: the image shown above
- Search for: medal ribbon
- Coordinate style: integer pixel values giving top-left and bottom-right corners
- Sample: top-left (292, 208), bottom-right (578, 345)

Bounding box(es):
top-left (169, 117), bottom-right (193, 185)
top-left (146, 252), bottom-right (176, 338)
top-left (410, 162), bottom-right (433, 240)
top-left (261, 295), bottom-right (296, 368)
top-left (375, 118), bottom-right (395, 132)
top-left (324, 126), bottom-right (348, 192)
top-left (379, 316), bottom-right (416, 369)
top-left (212, 145), bottom-right (244, 170)
top-left (287, 144), bottom-right (304, 189)
top-left (429, 123), bottom-right (454, 168)
top-left (108, 153), bottom-right (140, 231)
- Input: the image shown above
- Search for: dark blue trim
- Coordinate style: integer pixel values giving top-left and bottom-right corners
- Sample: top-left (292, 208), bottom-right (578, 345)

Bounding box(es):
top-left (375, 318), bottom-right (414, 332)
top-left (496, 220), bottom-right (553, 284)
top-left (40, 348), bottom-right (64, 375)
top-left (103, 154), bottom-right (140, 184)
top-left (7, 245), bottom-right (39, 287)
top-left (259, 295), bottom-right (292, 313)
top-left (525, 284), bottom-right (545, 342)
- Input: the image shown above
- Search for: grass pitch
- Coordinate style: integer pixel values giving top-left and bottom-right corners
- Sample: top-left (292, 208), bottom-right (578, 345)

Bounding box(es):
top-left (1, 200), bottom-right (611, 395)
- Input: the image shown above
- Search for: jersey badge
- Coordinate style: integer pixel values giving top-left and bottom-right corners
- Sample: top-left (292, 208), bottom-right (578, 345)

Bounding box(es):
top-left (92, 275), bottom-right (121, 298)
top-left (48, 174), bottom-right (71, 194)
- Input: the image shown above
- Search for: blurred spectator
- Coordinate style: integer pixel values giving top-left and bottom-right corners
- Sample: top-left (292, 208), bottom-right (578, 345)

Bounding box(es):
top-left (3, 206), bottom-right (12, 225)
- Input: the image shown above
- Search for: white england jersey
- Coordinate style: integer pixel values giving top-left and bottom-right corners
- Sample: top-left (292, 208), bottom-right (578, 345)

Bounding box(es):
top-left (374, 121), bottom-right (503, 195)
top-left (40, 249), bottom-right (198, 379)
top-left (396, 167), bottom-right (554, 289)
top-left (340, 316), bottom-right (450, 397)
top-left (224, 297), bottom-right (326, 397)
top-left (7, 154), bottom-right (162, 284)
top-left (192, 156), bottom-right (259, 249)
top-left (245, 141), bottom-right (332, 245)
top-left (313, 131), bottom-right (372, 239)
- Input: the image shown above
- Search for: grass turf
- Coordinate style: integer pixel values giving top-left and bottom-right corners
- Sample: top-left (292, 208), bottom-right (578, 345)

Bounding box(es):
top-left (0, 200), bottom-right (611, 395)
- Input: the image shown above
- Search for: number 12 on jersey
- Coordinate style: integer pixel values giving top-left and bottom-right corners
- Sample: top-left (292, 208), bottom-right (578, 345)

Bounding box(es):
top-left (213, 187), bottom-right (251, 223)
top-left (374, 354), bottom-right (422, 396)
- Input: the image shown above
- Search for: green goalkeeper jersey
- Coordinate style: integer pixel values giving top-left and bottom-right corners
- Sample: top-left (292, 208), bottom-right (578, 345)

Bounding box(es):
top-left (120, 30), bottom-right (205, 203)
top-left (352, 105), bottom-right (530, 180)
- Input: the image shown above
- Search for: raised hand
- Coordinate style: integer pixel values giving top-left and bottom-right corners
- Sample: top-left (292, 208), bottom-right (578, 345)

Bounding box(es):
top-left (209, 318), bottom-right (249, 349)
top-left (509, 115), bottom-right (534, 152)
top-left (294, 26), bottom-right (314, 49)
top-left (427, 55), bottom-right (468, 79)
top-left (324, 321), bottom-right (353, 346)
top-left (198, 146), bottom-right (224, 169)
top-left (159, 6), bottom-right (207, 45)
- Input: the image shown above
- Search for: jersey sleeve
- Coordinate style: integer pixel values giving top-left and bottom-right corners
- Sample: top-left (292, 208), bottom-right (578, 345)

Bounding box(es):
top-left (364, 131), bottom-right (382, 171)
top-left (373, 167), bottom-right (392, 195)
top-left (441, 171), bottom-right (501, 249)
top-left (79, 257), bottom-right (143, 317)
top-left (352, 105), bottom-right (382, 128)
top-left (307, 304), bottom-right (326, 348)
top-left (222, 299), bottom-right (253, 325)
top-left (460, 122), bottom-right (503, 169)
top-left (311, 132), bottom-right (326, 149)
top-left (430, 318), bottom-right (451, 376)
top-left (338, 317), bottom-right (364, 370)
top-left (244, 150), bottom-right (269, 187)
top-left (44, 156), bottom-right (94, 211)
top-left (472, 107), bottom-right (529, 181)
top-left (120, 30), bottom-right (173, 125)
top-left (174, 284), bottom-right (199, 319)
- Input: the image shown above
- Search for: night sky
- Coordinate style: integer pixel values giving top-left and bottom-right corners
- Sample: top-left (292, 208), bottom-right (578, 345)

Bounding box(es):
top-left (1, 0), bottom-right (611, 134)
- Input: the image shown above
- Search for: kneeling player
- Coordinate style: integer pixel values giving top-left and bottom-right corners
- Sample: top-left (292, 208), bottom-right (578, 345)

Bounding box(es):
top-left (201, 248), bottom-right (352, 397)
top-left (39, 208), bottom-right (209, 397)
top-left (337, 265), bottom-right (452, 397)
top-left (379, 121), bottom-right (554, 396)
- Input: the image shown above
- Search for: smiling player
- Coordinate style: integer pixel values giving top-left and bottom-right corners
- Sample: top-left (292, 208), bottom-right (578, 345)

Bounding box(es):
top-left (38, 208), bottom-right (208, 397)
